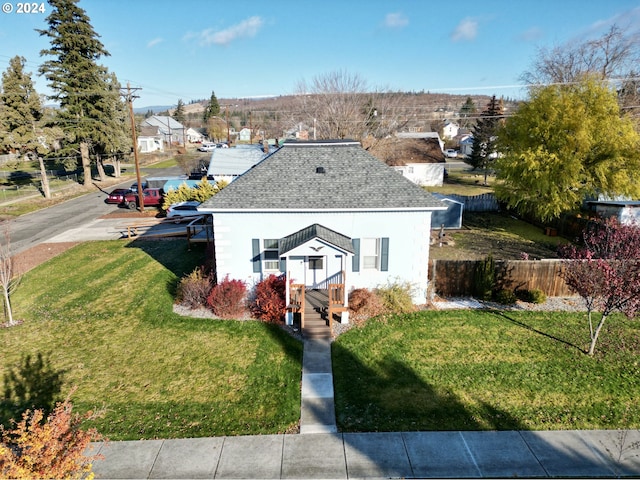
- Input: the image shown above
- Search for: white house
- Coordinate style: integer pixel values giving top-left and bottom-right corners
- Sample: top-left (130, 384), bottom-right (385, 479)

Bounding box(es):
top-left (198, 140), bottom-right (446, 327)
top-left (459, 134), bottom-right (474, 157)
top-left (237, 127), bottom-right (252, 143)
top-left (442, 120), bottom-right (460, 139)
top-left (378, 132), bottom-right (446, 187)
top-left (186, 128), bottom-right (205, 143)
top-left (137, 136), bottom-right (164, 153)
top-left (141, 116), bottom-right (186, 146)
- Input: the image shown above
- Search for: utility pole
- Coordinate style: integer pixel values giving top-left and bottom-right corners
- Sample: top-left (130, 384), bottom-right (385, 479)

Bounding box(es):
top-left (225, 104), bottom-right (230, 145)
top-left (121, 83), bottom-right (145, 212)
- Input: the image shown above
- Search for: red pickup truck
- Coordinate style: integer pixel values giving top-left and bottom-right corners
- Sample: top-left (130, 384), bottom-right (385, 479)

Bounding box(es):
top-left (122, 188), bottom-right (164, 210)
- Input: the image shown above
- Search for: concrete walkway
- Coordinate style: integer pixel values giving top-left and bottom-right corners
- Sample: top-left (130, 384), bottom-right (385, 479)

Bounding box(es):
top-left (91, 429), bottom-right (640, 478)
top-left (300, 338), bottom-right (337, 434)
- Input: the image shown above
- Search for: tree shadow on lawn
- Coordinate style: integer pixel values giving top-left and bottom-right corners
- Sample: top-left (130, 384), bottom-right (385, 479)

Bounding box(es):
top-left (488, 310), bottom-right (584, 354)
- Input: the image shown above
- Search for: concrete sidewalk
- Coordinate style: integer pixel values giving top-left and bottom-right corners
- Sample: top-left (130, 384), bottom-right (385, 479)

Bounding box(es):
top-left (91, 429), bottom-right (640, 479)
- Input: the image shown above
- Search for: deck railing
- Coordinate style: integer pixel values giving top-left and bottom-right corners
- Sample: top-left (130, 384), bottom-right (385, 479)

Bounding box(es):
top-left (288, 284), bottom-right (305, 329)
top-left (327, 271), bottom-right (347, 336)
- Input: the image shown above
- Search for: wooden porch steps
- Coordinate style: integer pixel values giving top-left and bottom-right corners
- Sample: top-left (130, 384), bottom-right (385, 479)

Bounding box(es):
top-left (303, 306), bottom-right (331, 339)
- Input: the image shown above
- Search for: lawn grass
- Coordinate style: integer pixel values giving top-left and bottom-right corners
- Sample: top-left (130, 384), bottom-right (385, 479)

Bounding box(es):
top-left (333, 310), bottom-right (640, 432)
top-left (2, 240), bottom-right (302, 440)
top-left (426, 168), bottom-right (494, 196)
top-left (145, 158), bottom-right (179, 168)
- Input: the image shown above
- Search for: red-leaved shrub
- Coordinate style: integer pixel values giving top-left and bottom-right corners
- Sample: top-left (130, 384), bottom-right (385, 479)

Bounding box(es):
top-left (249, 275), bottom-right (286, 323)
top-left (348, 288), bottom-right (387, 325)
top-left (206, 275), bottom-right (247, 318)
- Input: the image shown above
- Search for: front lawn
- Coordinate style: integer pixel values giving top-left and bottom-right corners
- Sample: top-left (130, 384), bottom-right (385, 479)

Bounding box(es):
top-left (2, 240), bottom-right (302, 440)
top-left (333, 310), bottom-right (640, 432)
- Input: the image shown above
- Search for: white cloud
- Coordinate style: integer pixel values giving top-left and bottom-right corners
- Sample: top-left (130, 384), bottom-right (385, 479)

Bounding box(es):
top-left (384, 12), bottom-right (408, 29)
top-left (147, 38), bottom-right (163, 48)
top-left (194, 16), bottom-right (264, 46)
top-left (451, 18), bottom-right (478, 42)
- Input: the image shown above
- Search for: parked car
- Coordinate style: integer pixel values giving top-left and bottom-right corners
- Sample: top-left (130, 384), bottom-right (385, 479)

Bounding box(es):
top-left (197, 143), bottom-right (216, 152)
top-left (121, 188), bottom-right (164, 210)
top-left (445, 149), bottom-right (458, 158)
top-left (166, 201), bottom-right (203, 219)
top-left (130, 181), bottom-right (148, 192)
top-left (216, 143), bottom-right (229, 149)
top-left (105, 188), bottom-right (132, 204)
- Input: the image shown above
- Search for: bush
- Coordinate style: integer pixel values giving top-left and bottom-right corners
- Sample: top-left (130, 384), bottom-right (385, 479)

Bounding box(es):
top-left (206, 275), bottom-right (247, 318)
top-left (176, 267), bottom-right (212, 308)
top-left (348, 288), bottom-right (387, 325)
top-left (0, 397), bottom-right (104, 479)
top-left (495, 288), bottom-right (517, 305)
top-left (516, 288), bottom-right (547, 304)
top-left (473, 254), bottom-right (495, 300)
top-left (375, 280), bottom-right (415, 314)
top-left (249, 275), bottom-right (286, 323)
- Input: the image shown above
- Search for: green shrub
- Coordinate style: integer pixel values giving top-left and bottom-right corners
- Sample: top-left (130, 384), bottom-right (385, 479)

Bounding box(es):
top-left (375, 280), bottom-right (415, 314)
top-left (516, 288), bottom-right (547, 304)
top-left (473, 254), bottom-right (496, 300)
top-left (495, 289), bottom-right (517, 305)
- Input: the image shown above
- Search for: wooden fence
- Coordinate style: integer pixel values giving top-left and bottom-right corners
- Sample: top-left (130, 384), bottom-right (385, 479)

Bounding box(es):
top-left (429, 259), bottom-right (574, 297)
top-left (445, 193), bottom-right (500, 212)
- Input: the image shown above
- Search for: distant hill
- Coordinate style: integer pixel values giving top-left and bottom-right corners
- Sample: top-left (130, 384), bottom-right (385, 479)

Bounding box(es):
top-left (134, 105), bottom-right (174, 114)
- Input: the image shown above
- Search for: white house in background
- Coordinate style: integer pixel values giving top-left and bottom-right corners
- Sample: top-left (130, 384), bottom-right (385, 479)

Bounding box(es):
top-left (377, 132), bottom-right (446, 187)
top-left (586, 200), bottom-right (640, 225)
top-left (198, 140), bottom-right (446, 327)
top-left (186, 128), bottom-right (205, 143)
top-left (137, 126), bottom-right (164, 153)
top-left (442, 120), bottom-right (459, 139)
top-left (206, 144), bottom-right (276, 183)
top-left (459, 134), bottom-right (474, 157)
top-left (237, 128), bottom-right (252, 143)
top-left (141, 116), bottom-right (186, 146)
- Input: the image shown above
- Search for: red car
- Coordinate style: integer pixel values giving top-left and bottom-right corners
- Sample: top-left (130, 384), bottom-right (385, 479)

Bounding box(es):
top-left (105, 188), bottom-right (132, 204)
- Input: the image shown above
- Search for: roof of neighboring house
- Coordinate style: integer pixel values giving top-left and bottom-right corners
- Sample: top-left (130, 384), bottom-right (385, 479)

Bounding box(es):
top-left (206, 144), bottom-right (273, 177)
top-left (200, 140), bottom-right (446, 211)
top-left (374, 136), bottom-right (445, 167)
top-left (279, 224), bottom-right (355, 255)
top-left (141, 116), bottom-right (185, 133)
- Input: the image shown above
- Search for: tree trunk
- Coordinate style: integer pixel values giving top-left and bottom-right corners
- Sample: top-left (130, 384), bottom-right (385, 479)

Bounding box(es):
top-left (3, 286), bottom-right (14, 326)
top-left (38, 155), bottom-right (51, 199)
top-left (588, 314), bottom-right (608, 356)
top-left (80, 142), bottom-right (91, 187)
top-left (96, 154), bottom-right (106, 182)
top-left (112, 155), bottom-right (121, 178)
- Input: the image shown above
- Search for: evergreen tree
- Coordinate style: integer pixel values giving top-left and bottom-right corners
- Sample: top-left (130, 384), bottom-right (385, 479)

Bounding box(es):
top-left (467, 95), bottom-right (503, 184)
top-left (173, 99), bottom-right (186, 125)
top-left (203, 91), bottom-right (220, 123)
top-left (37, 0), bottom-right (124, 185)
top-left (0, 56), bottom-right (43, 154)
top-left (458, 96), bottom-right (476, 129)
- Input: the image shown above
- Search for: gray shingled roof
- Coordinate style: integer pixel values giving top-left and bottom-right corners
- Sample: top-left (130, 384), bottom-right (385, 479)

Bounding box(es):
top-left (199, 140), bottom-right (446, 211)
top-left (279, 224), bottom-right (355, 255)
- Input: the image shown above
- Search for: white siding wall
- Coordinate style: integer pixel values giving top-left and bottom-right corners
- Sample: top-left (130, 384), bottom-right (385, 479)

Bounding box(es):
top-left (212, 210), bottom-right (432, 303)
top-left (393, 164), bottom-right (444, 187)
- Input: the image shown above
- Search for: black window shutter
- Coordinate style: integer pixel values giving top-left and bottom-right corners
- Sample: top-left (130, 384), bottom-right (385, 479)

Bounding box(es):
top-left (252, 239), bottom-right (261, 273)
top-left (352, 238), bottom-right (360, 272)
top-left (380, 237), bottom-right (389, 271)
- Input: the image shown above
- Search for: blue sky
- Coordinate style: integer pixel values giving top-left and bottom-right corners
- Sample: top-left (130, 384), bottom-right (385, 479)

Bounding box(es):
top-left (1, 0), bottom-right (639, 108)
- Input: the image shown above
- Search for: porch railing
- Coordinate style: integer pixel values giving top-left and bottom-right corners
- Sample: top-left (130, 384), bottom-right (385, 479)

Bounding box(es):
top-left (288, 284), bottom-right (305, 329)
top-left (328, 270), bottom-right (347, 336)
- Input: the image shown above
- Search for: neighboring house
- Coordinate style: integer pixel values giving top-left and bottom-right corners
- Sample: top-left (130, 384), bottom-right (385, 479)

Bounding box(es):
top-left (237, 128), bottom-right (252, 143)
top-left (137, 126), bottom-right (164, 153)
top-left (206, 144), bottom-right (275, 183)
top-left (141, 116), bottom-right (186, 146)
top-left (186, 128), bottom-right (205, 144)
top-left (459, 134), bottom-right (474, 157)
top-left (586, 200), bottom-right (640, 225)
top-left (442, 120), bottom-right (459, 139)
top-left (374, 132), bottom-right (446, 187)
top-left (198, 140), bottom-right (446, 326)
